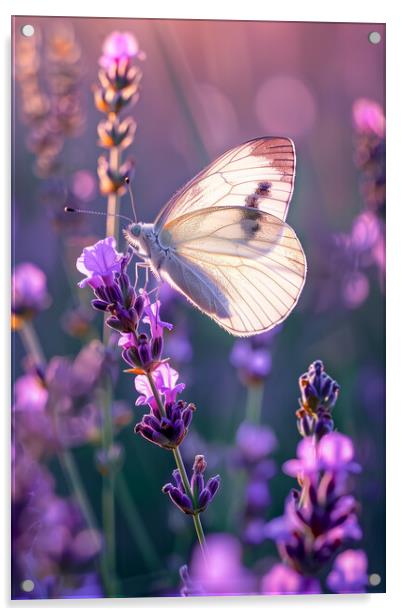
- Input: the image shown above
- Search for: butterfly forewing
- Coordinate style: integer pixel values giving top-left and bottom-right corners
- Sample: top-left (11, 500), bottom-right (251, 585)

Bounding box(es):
top-left (154, 137), bottom-right (295, 230)
top-left (159, 206), bottom-right (306, 336)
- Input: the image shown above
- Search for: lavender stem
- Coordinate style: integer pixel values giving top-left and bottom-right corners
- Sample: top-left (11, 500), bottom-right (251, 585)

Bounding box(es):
top-left (115, 473), bottom-right (162, 570)
top-left (98, 143), bottom-right (122, 595)
top-left (19, 321), bottom-right (46, 368)
top-left (245, 382), bottom-right (264, 424)
top-left (146, 370), bottom-right (209, 560)
top-left (105, 146), bottom-right (121, 243)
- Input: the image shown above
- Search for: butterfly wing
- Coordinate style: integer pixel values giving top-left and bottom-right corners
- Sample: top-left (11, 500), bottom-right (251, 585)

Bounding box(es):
top-left (158, 206), bottom-right (306, 336)
top-left (154, 137), bottom-right (295, 230)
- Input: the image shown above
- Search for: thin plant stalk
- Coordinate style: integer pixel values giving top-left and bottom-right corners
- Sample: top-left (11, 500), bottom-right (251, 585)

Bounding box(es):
top-left (18, 320), bottom-right (46, 368)
top-left (99, 143), bottom-right (122, 595)
top-left (115, 473), bottom-right (162, 571)
top-left (245, 382), bottom-right (264, 424)
top-left (99, 376), bottom-right (118, 596)
top-left (146, 370), bottom-right (208, 561)
top-left (105, 146), bottom-right (121, 242)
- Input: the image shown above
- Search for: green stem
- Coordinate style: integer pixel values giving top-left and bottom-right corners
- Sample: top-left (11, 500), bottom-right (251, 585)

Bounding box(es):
top-left (19, 320), bottom-right (46, 368)
top-left (105, 147), bottom-right (121, 242)
top-left (98, 143), bottom-right (122, 595)
top-left (146, 371), bottom-right (208, 560)
top-left (245, 382), bottom-right (264, 424)
top-left (58, 446), bottom-right (99, 542)
top-left (99, 373), bottom-right (118, 596)
top-left (115, 473), bottom-right (162, 571)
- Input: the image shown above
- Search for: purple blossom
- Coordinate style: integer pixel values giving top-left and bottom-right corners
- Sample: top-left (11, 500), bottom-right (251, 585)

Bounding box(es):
top-left (99, 32), bottom-right (141, 69)
top-left (162, 455), bottom-right (220, 515)
top-left (189, 534), bottom-right (255, 595)
top-left (296, 360), bottom-right (338, 439)
top-left (235, 421), bottom-right (277, 466)
top-left (134, 363), bottom-right (185, 408)
top-left (233, 421), bottom-right (277, 545)
top-left (299, 360), bottom-right (339, 414)
top-left (12, 263), bottom-right (50, 318)
top-left (265, 482), bottom-right (362, 574)
top-left (264, 360), bottom-right (365, 579)
top-left (327, 550), bottom-right (368, 593)
top-left (352, 98), bottom-right (385, 138)
top-left (135, 399), bottom-right (195, 450)
top-left (14, 374), bottom-right (48, 414)
top-left (230, 339), bottom-right (272, 385)
top-left (12, 449), bottom-right (102, 598)
top-left (143, 299), bottom-right (173, 338)
top-left (76, 237), bottom-right (124, 288)
top-left (261, 564), bottom-right (321, 595)
top-left (283, 433), bottom-right (361, 479)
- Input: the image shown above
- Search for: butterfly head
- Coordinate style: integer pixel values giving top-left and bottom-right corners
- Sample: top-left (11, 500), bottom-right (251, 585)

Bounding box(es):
top-left (123, 222), bottom-right (156, 258)
top-left (130, 223), bottom-right (142, 238)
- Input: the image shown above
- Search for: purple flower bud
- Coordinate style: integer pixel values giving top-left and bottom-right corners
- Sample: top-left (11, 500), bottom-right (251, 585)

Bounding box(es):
top-left (162, 484), bottom-right (193, 515)
top-left (12, 263), bottom-right (50, 318)
top-left (193, 455), bottom-right (207, 475)
top-left (134, 294), bottom-right (144, 318)
top-left (206, 475), bottom-right (220, 497)
top-left (137, 337), bottom-right (151, 367)
top-left (151, 336), bottom-right (163, 360)
top-left (105, 316), bottom-right (126, 332)
top-left (91, 299), bottom-right (109, 312)
top-left (198, 488), bottom-right (212, 510)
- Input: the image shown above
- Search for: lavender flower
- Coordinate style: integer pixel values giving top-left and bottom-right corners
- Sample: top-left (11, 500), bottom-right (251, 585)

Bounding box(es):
top-left (76, 236), bottom-right (124, 288)
top-left (99, 31), bottom-right (143, 69)
top-left (134, 398), bottom-right (195, 450)
top-left (15, 23), bottom-right (84, 178)
top-left (12, 263), bottom-right (50, 323)
top-left (266, 432), bottom-right (362, 574)
top-left (188, 534), bottom-right (255, 595)
top-left (77, 237), bottom-right (220, 557)
top-left (94, 31), bottom-right (142, 198)
top-left (12, 451), bottom-right (102, 599)
top-left (230, 329), bottom-right (280, 386)
top-left (179, 564), bottom-right (204, 596)
top-left (261, 564), bottom-right (321, 595)
top-left (13, 340), bottom-right (130, 457)
top-left (265, 360), bottom-right (365, 588)
top-left (327, 549), bottom-right (368, 593)
top-left (296, 359), bottom-right (339, 439)
top-left (234, 421), bottom-right (277, 545)
top-left (162, 455), bottom-right (220, 515)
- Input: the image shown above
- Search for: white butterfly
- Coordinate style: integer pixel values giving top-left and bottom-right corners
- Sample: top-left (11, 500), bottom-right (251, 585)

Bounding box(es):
top-left (123, 137), bottom-right (307, 337)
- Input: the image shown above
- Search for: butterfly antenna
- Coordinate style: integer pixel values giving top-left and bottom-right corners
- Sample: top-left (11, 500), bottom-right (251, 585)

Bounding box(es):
top-left (64, 206), bottom-right (133, 224)
top-left (124, 177), bottom-right (137, 223)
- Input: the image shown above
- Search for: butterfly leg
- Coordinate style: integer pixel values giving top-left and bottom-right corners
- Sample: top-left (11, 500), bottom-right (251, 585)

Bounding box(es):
top-left (134, 262), bottom-right (150, 293)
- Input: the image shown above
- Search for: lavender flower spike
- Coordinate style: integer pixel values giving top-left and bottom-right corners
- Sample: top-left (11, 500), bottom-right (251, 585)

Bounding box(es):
top-left (296, 359), bottom-right (339, 439)
top-left (162, 455), bottom-right (220, 515)
top-left (134, 399), bottom-right (195, 450)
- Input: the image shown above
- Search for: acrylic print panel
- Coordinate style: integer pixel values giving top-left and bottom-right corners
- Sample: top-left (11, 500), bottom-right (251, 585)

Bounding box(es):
top-left (11, 15), bottom-right (385, 599)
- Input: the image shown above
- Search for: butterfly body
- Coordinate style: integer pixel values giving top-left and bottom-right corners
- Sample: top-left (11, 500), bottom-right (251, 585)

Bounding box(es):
top-left (124, 137), bottom-right (307, 337)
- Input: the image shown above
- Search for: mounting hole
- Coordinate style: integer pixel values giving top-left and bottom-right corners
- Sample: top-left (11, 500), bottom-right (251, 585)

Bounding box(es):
top-left (21, 24), bottom-right (35, 38)
top-left (368, 31), bottom-right (381, 45)
top-left (21, 579), bottom-right (35, 592)
top-left (369, 573), bottom-right (381, 586)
